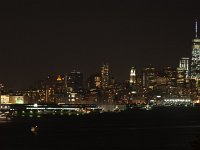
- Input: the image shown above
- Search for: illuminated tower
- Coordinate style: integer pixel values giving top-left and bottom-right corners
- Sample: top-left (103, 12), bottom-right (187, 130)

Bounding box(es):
top-left (129, 67), bottom-right (136, 85)
top-left (101, 63), bottom-right (109, 89)
top-left (179, 57), bottom-right (189, 78)
top-left (191, 19), bottom-right (200, 80)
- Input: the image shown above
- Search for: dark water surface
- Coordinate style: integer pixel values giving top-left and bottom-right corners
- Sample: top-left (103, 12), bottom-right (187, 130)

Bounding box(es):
top-left (1, 108), bottom-right (200, 150)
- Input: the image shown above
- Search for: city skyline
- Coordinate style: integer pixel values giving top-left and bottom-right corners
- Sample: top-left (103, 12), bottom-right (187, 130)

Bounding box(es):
top-left (1, 0), bottom-right (200, 89)
top-left (2, 2), bottom-right (200, 150)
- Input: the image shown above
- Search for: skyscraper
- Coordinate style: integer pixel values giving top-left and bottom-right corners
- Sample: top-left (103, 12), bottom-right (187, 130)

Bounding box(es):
top-left (179, 57), bottom-right (189, 78)
top-left (142, 65), bottom-right (156, 89)
top-left (191, 20), bottom-right (200, 80)
top-left (87, 74), bottom-right (101, 90)
top-left (101, 63), bottom-right (109, 89)
top-left (176, 67), bottom-right (186, 85)
top-left (66, 71), bottom-right (83, 93)
top-left (129, 67), bottom-right (136, 85)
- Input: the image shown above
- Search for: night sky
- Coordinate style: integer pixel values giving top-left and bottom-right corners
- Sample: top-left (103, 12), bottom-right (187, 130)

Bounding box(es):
top-left (0, 0), bottom-right (200, 89)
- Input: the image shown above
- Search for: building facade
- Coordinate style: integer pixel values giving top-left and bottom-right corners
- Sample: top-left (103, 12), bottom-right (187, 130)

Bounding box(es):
top-left (101, 63), bottom-right (109, 89)
top-left (130, 67), bottom-right (136, 85)
top-left (191, 20), bottom-right (200, 80)
top-left (179, 57), bottom-right (189, 78)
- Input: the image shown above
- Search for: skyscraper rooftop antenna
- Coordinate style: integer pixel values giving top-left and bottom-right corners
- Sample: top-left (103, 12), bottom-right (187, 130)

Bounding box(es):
top-left (195, 19), bottom-right (198, 38)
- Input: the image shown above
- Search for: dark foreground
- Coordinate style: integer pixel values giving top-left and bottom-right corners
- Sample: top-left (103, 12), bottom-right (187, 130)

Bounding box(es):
top-left (1, 107), bottom-right (200, 150)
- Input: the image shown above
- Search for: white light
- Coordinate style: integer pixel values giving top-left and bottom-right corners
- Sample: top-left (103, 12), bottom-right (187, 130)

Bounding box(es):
top-left (34, 103), bottom-right (38, 107)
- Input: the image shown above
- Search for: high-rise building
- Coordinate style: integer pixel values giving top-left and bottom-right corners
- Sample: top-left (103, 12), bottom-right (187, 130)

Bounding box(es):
top-left (163, 67), bottom-right (177, 87)
top-left (142, 65), bottom-right (156, 89)
top-left (129, 67), bottom-right (136, 85)
top-left (179, 57), bottom-right (189, 78)
top-left (66, 71), bottom-right (83, 93)
top-left (176, 67), bottom-right (186, 85)
top-left (87, 74), bottom-right (101, 90)
top-left (191, 20), bottom-right (200, 80)
top-left (101, 63), bottom-right (109, 89)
